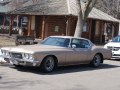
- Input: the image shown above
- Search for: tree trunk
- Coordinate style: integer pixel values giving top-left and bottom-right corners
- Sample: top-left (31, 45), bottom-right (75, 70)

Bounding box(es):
top-left (74, 11), bottom-right (83, 37)
top-left (74, 0), bottom-right (97, 37)
top-left (74, 0), bottom-right (83, 37)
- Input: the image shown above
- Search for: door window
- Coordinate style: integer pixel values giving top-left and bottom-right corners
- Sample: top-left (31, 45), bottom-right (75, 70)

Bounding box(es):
top-left (71, 39), bottom-right (90, 48)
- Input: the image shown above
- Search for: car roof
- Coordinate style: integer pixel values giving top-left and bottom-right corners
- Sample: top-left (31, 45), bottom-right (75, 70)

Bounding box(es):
top-left (49, 36), bottom-right (89, 41)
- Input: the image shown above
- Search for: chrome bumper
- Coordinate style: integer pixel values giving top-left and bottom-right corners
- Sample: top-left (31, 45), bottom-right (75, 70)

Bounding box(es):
top-left (4, 58), bottom-right (40, 66)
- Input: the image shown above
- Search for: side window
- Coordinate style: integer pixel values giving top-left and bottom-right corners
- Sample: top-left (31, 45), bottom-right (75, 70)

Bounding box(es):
top-left (81, 39), bottom-right (90, 48)
top-left (71, 39), bottom-right (90, 48)
top-left (71, 39), bottom-right (82, 48)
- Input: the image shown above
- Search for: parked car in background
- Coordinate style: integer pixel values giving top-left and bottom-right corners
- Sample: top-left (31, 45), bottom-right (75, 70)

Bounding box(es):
top-left (104, 35), bottom-right (120, 59)
top-left (1, 36), bottom-right (111, 72)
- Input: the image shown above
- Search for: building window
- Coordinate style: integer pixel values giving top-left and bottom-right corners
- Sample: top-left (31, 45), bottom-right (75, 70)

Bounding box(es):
top-left (83, 22), bottom-right (88, 32)
top-left (54, 26), bottom-right (59, 32)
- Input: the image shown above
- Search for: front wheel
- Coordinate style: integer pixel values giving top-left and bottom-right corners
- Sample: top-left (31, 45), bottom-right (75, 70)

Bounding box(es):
top-left (13, 64), bottom-right (23, 68)
top-left (41, 56), bottom-right (55, 73)
top-left (90, 54), bottom-right (102, 67)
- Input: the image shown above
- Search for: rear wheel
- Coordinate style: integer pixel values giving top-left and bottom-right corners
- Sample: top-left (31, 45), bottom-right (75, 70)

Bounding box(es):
top-left (90, 54), bottom-right (102, 67)
top-left (41, 56), bottom-right (55, 73)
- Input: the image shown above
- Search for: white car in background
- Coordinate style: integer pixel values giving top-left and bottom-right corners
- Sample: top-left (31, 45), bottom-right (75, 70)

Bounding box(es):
top-left (104, 35), bottom-right (120, 59)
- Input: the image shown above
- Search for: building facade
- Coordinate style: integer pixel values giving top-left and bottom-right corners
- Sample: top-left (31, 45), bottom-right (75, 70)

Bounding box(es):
top-left (0, 0), bottom-right (120, 44)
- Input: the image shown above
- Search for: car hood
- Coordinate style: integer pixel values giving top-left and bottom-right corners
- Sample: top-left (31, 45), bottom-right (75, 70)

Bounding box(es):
top-left (104, 42), bottom-right (120, 47)
top-left (1, 44), bottom-right (68, 54)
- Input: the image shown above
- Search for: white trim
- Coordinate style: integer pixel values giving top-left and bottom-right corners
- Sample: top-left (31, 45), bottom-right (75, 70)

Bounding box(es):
top-left (67, 0), bottom-right (71, 14)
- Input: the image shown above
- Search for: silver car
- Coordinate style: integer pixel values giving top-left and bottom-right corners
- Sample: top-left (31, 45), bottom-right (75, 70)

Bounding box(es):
top-left (1, 36), bottom-right (111, 72)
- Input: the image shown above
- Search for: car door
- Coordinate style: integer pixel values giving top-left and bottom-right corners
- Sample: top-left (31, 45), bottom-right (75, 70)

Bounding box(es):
top-left (66, 38), bottom-right (91, 64)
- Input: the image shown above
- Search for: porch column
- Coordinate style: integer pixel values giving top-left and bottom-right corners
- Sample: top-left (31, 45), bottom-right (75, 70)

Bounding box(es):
top-left (119, 22), bottom-right (120, 35)
top-left (3, 15), bottom-right (5, 27)
top-left (16, 15), bottom-right (19, 28)
top-left (100, 21), bottom-right (103, 43)
top-left (41, 16), bottom-right (45, 39)
top-left (9, 15), bottom-right (13, 36)
top-left (28, 16), bottom-right (31, 36)
top-left (66, 16), bottom-right (71, 36)
top-left (88, 19), bottom-right (92, 40)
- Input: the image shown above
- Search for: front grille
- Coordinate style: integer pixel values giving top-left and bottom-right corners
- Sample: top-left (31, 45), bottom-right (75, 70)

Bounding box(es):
top-left (113, 54), bottom-right (120, 56)
top-left (11, 53), bottom-right (22, 59)
top-left (107, 46), bottom-right (120, 51)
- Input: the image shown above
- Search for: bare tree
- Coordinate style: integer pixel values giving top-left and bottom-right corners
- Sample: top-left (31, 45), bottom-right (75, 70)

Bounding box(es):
top-left (96, 0), bottom-right (120, 18)
top-left (74, 0), bottom-right (97, 37)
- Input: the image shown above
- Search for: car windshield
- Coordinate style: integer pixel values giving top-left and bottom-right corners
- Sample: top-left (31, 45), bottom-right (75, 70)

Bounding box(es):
top-left (111, 36), bottom-right (120, 42)
top-left (41, 37), bottom-right (70, 47)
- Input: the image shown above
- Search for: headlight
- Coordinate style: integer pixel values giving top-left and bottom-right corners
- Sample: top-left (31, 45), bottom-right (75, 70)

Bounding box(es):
top-left (1, 50), bottom-right (5, 55)
top-left (29, 54), bottom-right (34, 60)
top-left (23, 53), bottom-right (34, 60)
top-left (1, 50), bottom-right (10, 57)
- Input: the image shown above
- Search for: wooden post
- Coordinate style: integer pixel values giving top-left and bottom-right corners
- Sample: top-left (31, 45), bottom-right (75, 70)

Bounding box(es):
top-left (41, 16), bottom-right (45, 39)
top-left (9, 15), bottom-right (13, 36)
top-left (2, 15), bottom-right (5, 26)
top-left (100, 21), bottom-right (104, 43)
top-left (28, 16), bottom-right (31, 36)
top-left (88, 19), bottom-right (92, 40)
top-left (66, 16), bottom-right (71, 36)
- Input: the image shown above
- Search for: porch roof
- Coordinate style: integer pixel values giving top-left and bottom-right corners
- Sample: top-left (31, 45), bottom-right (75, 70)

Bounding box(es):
top-left (9, 0), bottom-right (69, 15)
top-left (0, 5), bottom-right (9, 13)
top-left (8, 0), bottom-right (120, 23)
top-left (89, 8), bottom-right (120, 23)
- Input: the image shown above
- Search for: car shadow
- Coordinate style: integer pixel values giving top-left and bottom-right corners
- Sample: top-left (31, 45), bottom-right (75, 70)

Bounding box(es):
top-left (9, 63), bottom-right (120, 75)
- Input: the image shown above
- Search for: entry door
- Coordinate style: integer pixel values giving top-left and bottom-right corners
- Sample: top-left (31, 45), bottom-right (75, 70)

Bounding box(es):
top-left (35, 16), bottom-right (42, 38)
top-left (94, 21), bottom-right (101, 43)
top-left (91, 20), bottom-right (101, 43)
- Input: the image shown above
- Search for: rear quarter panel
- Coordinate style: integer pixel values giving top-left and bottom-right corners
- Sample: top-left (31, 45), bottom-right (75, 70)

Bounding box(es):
top-left (91, 46), bottom-right (112, 60)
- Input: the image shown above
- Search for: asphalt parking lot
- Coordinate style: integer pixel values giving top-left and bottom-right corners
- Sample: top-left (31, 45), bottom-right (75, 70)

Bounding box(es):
top-left (0, 60), bottom-right (120, 90)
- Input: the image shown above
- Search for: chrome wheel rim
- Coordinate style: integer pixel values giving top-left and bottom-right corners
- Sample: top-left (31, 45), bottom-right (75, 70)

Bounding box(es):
top-left (45, 57), bottom-right (55, 72)
top-left (94, 55), bottom-right (101, 66)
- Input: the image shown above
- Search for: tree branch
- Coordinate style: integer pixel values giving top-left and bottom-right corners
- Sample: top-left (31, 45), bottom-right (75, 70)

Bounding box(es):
top-left (83, 0), bottom-right (97, 21)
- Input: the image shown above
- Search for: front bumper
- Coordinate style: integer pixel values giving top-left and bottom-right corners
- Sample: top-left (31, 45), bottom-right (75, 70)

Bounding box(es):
top-left (111, 51), bottom-right (120, 59)
top-left (4, 57), bottom-right (40, 66)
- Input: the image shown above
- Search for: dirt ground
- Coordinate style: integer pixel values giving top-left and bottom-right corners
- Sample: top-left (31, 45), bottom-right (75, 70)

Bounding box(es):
top-left (0, 34), bottom-right (16, 47)
top-left (0, 34), bottom-right (16, 63)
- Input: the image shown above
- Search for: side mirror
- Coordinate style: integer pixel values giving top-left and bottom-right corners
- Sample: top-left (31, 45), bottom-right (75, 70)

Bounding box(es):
top-left (72, 44), bottom-right (76, 49)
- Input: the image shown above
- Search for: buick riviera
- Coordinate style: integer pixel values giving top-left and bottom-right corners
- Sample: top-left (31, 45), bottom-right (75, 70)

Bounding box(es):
top-left (1, 36), bottom-right (111, 72)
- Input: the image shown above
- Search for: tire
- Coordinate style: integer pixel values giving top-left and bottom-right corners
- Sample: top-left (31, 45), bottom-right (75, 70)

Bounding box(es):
top-left (41, 56), bottom-right (55, 73)
top-left (90, 54), bottom-right (102, 67)
top-left (13, 64), bottom-right (23, 68)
